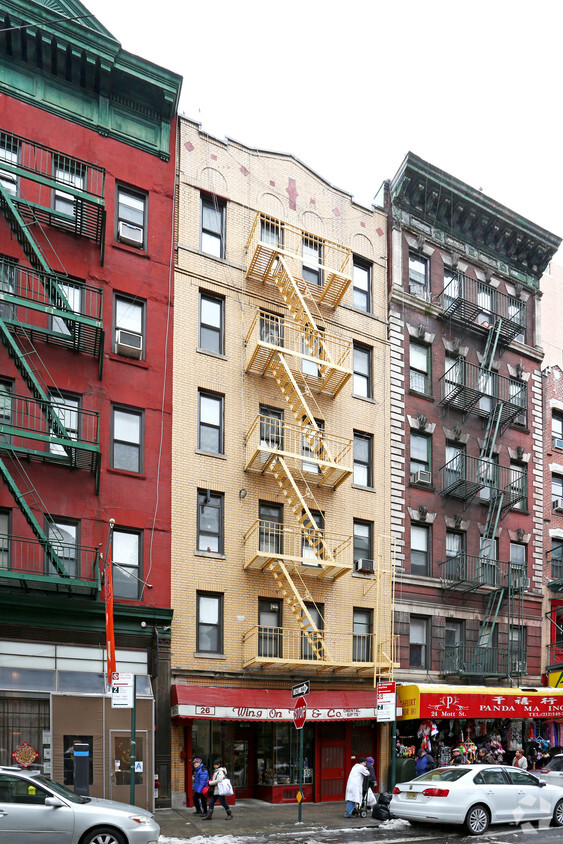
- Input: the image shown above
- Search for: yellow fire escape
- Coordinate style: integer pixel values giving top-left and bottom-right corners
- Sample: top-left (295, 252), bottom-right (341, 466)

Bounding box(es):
top-left (243, 212), bottom-right (396, 676)
top-left (0, 129), bottom-right (103, 595)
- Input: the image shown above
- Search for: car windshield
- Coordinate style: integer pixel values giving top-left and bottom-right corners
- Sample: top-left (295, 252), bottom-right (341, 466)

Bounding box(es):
top-left (30, 774), bottom-right (89, 804)
top-left (414, 768), bottom-right (470, 783)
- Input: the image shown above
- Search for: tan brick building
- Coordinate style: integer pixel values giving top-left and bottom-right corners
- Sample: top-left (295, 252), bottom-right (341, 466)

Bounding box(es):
top-left (170, 118), bottom-right (394, 806)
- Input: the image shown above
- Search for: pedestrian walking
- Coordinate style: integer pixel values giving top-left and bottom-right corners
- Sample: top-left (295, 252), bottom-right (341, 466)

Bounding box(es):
top-left (366, 755), bottom-right (377, 790)
top-left (476, 747), bottom-right (493, 764)
top-left (192, 757), bottom-right (209, 816)
top-left (203, 759), bottom-right (233, 820)
top-left (450, 747), bottom-right (467, 765)
top-left (514, 749), bottom-right (528, 770)
top-left (344, 757), bottom-right (369, 817)
top-left (415, 748), bottom-right (435, 775)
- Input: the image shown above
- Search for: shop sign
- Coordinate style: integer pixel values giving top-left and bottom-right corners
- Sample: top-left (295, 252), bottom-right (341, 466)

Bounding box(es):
top-left (172, 703), bottom-right (377, 721)
top-left (111, 671), bottom-right (134, 709)
top-left (376, 681), bottom-right (396, 722)
top-left (397, 684), bottom-right (563, 720)
top-left (11, 741), bottom-right (39, 768)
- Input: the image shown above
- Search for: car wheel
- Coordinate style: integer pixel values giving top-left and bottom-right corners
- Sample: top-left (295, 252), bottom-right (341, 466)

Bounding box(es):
top-left (81, 829), bottom-right (127, 844)
top-left (464, 803), bottom-right (490, 835)
top-left (552, 798), bottom-right (563, 827)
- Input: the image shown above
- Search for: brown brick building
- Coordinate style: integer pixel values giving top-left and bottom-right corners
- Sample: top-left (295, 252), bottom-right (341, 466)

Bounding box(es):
top-left (169, 119), bottom-right (394, 805)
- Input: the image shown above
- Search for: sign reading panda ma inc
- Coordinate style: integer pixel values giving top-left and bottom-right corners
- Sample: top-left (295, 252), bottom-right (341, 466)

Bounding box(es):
top-left (111, 672), bottom-right (134, 709)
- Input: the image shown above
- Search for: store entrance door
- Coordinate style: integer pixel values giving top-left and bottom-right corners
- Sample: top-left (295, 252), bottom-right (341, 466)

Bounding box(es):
top-left (232, 725), bottom-right (254, 798)
top-left (109, 730), bottom-right (150, 808)
top-left (319, 740), bottom-right (346, 801)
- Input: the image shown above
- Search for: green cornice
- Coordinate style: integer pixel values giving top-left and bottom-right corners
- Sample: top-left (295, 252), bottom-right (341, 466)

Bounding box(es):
top-left (0, 0), bottom-right (182, 158)
top-left (390, 152), bottom-right (561, 287)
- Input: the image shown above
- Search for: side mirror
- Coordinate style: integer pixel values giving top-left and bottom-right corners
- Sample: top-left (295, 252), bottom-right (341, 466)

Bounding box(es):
top-left (45, 796), bottom-right (65, 807)
top-left (540, 780), bottom-right (547, 788)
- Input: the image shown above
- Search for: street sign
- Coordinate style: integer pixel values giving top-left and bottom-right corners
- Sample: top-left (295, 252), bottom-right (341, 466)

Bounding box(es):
top-left (293, 696), bottom-right (307, 730)
top-left (292, 680), bottom-right (310, 698)
top-left (111, 671), bottom-right (134, 709)
top-left (376, 680), bottom-right (396, 722)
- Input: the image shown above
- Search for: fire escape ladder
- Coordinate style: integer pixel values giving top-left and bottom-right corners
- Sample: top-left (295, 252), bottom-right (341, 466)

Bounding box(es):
top-left (267, 559), bottom-right (333, 661)
top-left (0, 456), bottom-right (67, 575)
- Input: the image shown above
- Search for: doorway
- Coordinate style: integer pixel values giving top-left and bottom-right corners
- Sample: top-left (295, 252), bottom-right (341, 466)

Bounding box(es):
top-left (109, 730), bottom-right (149, 807)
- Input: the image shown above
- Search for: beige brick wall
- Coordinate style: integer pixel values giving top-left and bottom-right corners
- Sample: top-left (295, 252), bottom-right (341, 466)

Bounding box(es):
top-left (171, 117), bottom-right (392, 680)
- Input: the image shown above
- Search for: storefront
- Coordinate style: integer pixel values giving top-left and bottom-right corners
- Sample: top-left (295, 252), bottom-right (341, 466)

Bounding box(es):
top-left (171, 685), bottom-right (378, 805)
top-left (395, 684), bottom-right (563, 771)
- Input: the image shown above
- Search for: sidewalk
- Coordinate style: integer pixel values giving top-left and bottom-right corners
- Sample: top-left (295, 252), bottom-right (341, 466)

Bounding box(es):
top-left (156, 800), bottom-right (412, 841)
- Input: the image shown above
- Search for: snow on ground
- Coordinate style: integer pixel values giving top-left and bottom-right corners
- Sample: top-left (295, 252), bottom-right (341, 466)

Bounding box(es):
top-left (378, 819), bottom-right (412, 830)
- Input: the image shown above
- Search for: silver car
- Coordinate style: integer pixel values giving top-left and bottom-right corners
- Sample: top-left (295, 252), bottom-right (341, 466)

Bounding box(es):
top-left (0, 765), bottom-right (159, 844)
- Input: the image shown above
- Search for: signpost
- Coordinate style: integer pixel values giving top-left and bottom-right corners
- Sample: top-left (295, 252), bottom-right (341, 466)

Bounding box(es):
top-left (377, 681), bottom-right (397, 789)
top-left (292, 684), bottom-right (309, 822)
top-left (110, 672), bottom-right (137, 805)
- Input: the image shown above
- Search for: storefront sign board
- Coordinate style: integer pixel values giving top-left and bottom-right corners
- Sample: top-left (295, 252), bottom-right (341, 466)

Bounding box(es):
top-left (172, 703), bottom-right (376, 721)
top-left (376, 681), bottom-right (396, 722)
top-left (397, 683), bottom-right (563, 720)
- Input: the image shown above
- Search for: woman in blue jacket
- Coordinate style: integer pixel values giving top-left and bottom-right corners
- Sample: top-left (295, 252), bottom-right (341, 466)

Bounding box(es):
top-left (192, 758), bottom-right (209, 816)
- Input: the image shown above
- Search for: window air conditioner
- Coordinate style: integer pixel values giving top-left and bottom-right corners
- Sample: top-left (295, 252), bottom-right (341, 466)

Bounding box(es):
top-left (553, 499), bottom-right (563, 514)
top-left (115, 329), bottom-right (143, 359)
top-left (512, 660), bottom-right (526, 673)
top-left (512, 575), bottom-right (530, 591)
top-left (412, 469), bottom-right (432, 485)
top-left (354, 558), bottom-right (374, 574)
top-left (118, 220), bottom-right (143, 247)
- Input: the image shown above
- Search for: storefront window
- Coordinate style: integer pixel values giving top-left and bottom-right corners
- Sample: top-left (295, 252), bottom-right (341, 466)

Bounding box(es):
top-left (256, 723), bottom-right (314, 785)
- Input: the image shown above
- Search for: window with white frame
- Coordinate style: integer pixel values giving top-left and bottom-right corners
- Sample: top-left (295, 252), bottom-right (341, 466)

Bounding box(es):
top-left (197, 490), bottom-right (224, 553)
top-left (409, 342), bottom-right (430, 394)
top-left (353, 608), bottom-right (372, 661)
top-left (353, 343), bottom-right (372, 398)
top-left (410, 523), bottom-right (430, 577)
top-left (0, 135), bottom-right (18, 196)
top-left (53, 156), bottom-right (85, 218)
top-left (111, 406), bottom-right (143, 472)
top-left (445, 531), bottom-right (464, 581)
top-left (302, 418), bottom-right (323, 474)
top-left (114, 294), bottom-right (145, 358)
top-left (510, 461), bottom-right (526, 510)
top-left (409, 616), bottom-right (429, 668)
top-left (0, 380), bottom-right (12, 447)
top-left (510, 626), bottom-right (527, 674)
top-left (0, 259), bottom-right (16, 320)
top-left (510, 379), bottom-right (526, 426)
top-left (510, 542), bottom-right (526, 580)
top-left (353, 519), bottom-right (372, 562)
top-left (116, 186), bottom-right (147, 248)
top-left (0, 511), bottom-right (9, 569)
top-left (302, 509), bottom-right (324, 562)
top-left (197, 591), bottom-right (223, 653)
top-left (259, 311), bottom-right (284, 347)
top-left (49, 393), bottom-right (79, 457)
top-left (353, 431), bottom-right (372, 487)
top-left (553, 411), bottom-right (563, 444)
top-left (443, 268), bottom-right (461, 310)
top-left (408, 253), bottom-right (429, 299)
top-left (302, 234), bottom-right (323, 287)
top-left (198, 391), bottom-right (224, 454)
top-left (112, 528), bottom-right (142, 599)
top-left (410, 433), bottom-right (431, 480)
top-left (199, 292), bottom-right (225, 355)
top-left (201, 195), bottom-right (225, 258)
top-left (552, 475), bottom-right (563, 508)
top-left (47, 518), bottom-right (79, 579)
top-left (51, 281), bottom-right (83, 335)
top-left (353, 257), bottom-right (371, 312)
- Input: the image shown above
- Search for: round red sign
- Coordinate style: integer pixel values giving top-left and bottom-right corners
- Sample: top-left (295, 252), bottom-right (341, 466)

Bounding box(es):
top-left (293, 695), bottom-right (307, 730)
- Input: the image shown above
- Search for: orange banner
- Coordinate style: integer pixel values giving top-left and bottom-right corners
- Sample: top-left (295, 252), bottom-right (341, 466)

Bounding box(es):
top-left (101, 527), bottom-right (116, 687)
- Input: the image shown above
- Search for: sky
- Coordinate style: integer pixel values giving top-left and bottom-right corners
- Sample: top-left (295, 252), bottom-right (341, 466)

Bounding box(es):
top-left (84, 0), bottom-right (563, 257)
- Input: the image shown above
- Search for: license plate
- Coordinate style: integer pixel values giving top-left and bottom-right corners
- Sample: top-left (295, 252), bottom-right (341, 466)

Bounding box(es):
top-left (406, 792), bottom-right (417, 799)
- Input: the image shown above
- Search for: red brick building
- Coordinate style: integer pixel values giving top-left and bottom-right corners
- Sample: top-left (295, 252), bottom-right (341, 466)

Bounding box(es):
top-left (385, 154), bottom-right (560, 717)
top-left (0, 0), bottom-right (180, 807)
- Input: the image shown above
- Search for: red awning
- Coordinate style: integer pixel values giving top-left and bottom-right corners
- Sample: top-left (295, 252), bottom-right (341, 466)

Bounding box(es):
top-left (171, 685), bottom-right (377, 722)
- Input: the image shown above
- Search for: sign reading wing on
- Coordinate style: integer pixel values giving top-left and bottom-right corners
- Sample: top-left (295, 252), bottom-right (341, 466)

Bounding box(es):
top-left (396, 683), bottom-right (563, 720)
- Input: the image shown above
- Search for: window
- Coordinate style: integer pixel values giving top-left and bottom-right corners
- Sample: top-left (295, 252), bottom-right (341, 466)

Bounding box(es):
top-left (353, 344), bottom-right (372, 398)
top-left (116, 186), bottom-right (146, 248)
top-left (353, 519), bottom-right (372, 562)
top-left (201, 195), bottom-right (225, 258)
top-left (479, 454), bottom-right (498, 501)
top-left (353, 257), bottom-right (371, 312)
top-left (302, 328), bottom-right (323, 377)
top-left (0, 511), bottom-right (10, 569)
top-left (199, 292), bottom-right (224, 355)
top-left (510, 379), bottom-right (527, 426)
top-left (478, 370), bottom-right (496, 414)
top-left (444, 619), bottom-right (463, 671)
top-left (258, 598), bottom-right (282, 658)
top-left (198, 391), bottom-right (224, 454)
top-left (0, 258), bottom-right (16, 320)
top-left (259, 501), bottom-right (283, 555)
top-left (444, 352), bottom-right (463, 400)
top-left (476, 282), bottom-right (495, 325)
top-left (510, 626), bottom-right (527, 674)
top-left (112, 528), bottom-right (142, 599)
top-left (508, 297), bottom-right (525, 343)
top-left (0, 134), bottom-right (18, 196)
top-left (444, 442), bottom-right (464, 491)
top-left (260, 311), bottom-right (284, 346)
top-left (260, 216), bottom-right (283, 248)
top-left (409, 342), bottom-right (430, 394)
top-left (197, 591), bottom-right (223, 653)
top-left (47, 518), bottom-right (78, 579)
top-left (302, 509), bottom-right (324, 563)
top-left (553, 411), bottom-right (563, 444)
top-left (302, 418), bottom-right (323, 474)
top-left (302, 234), bottom-right (323, 286)
top-left (443, 268), bottom-right (462, 310)
top-left (53, 155), bottom-right (85, 218)
top-left (410, 524), bottom-right (430, 577)
top-left (353, 431), bottom-right (372, 487)
top-left (410, 433), bottom-right (431, 480)
top-left (0, 380), bottom-right (12, 446)
top-left (445, 530), bottom-right (464, 580)
top-left (52, 281), bottom-right (83, 335)
top-left (301, 602), bottom-right (324, 659)
top-left (553, 475), bottom-right (563, 508)
top-left (50, 393), bottom-right (79, 457)
top-left (111, 406), bottom-right (143, 472)
top-left (197, 490), bottom-right (224, 553)
top-left (410, 616), bottom-right (429, 668)
top-left (114, 295), bottom-right (145, 358)
top-left (353, 608), bottom-right (372, 661)
top-left (510, 542), bottom-right (526, 577)
top-left (552, 540), bottom-right (563, 581)
top-left (479, 537), bottom-right (499, 586)
top-left (408, 253), bottom-right (429, 299)
top-left (510, 461), bottom-right (526, 510)
top-left (259, 405), bottom-right (283, 450)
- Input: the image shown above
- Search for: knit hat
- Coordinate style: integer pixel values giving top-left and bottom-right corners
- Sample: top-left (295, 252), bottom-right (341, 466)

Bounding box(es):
top-left (366, 756), bottom-right (375, 763)
top-left (193, 758), bottom-right (202, 765)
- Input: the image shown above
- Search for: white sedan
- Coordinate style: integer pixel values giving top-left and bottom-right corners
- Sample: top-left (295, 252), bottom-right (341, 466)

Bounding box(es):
top-left (390, 764), bottom-right (563, 835)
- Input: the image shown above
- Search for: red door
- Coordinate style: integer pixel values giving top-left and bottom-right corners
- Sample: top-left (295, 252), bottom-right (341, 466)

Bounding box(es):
top-left (319, 740), bottom-right (347, 801)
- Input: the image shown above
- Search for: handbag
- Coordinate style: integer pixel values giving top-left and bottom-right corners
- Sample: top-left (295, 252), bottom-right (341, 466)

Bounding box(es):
top-left (217, 776), bottom-right (234, 796)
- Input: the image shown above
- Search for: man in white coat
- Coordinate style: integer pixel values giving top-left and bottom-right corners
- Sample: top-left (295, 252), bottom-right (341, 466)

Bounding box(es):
top-left (344, 757), bottom-right (369, 817)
